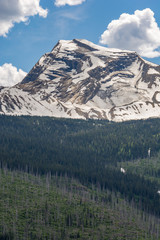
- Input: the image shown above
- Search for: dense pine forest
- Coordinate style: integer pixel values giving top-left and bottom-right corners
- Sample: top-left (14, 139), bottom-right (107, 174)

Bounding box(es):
top-left (1, 115), bottom-right (160, 239)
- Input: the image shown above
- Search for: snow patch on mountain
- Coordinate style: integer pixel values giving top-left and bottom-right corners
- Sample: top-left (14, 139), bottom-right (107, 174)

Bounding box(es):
top-left (0, 39), bottom-right (160, 122)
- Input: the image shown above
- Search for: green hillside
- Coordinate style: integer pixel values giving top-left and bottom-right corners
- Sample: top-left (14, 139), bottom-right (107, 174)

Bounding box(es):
top-left (119, 151), bottom-right (160, 185)
top-left (1, 115), bottom-right (160, 239)
top-left (0, 168), bottom-right (158, 240)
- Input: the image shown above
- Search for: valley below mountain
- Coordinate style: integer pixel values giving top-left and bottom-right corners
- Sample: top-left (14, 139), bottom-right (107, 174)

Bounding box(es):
top-left (1, 115), bottom-right (160, 239)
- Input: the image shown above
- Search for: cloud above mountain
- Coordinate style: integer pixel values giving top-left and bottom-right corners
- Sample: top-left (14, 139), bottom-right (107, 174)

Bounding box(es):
top-left (0, 0), bottom-right (48, 37)
top-left (0, 63), bottom-right (27, 87)
top-left (55, 0), bottom-right (86, 7)
top-left (100, 8), bottom-right (160, 58)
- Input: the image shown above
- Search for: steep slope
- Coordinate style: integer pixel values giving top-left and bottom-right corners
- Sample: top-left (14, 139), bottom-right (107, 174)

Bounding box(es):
top-left (0, 39), bottom-right (160, 121)
top-left (0, 168), bottom-right (158, 240)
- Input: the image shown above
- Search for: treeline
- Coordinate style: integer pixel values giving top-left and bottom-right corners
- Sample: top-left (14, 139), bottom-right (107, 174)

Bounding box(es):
top-left (0, 115), bottom-right (160, 216)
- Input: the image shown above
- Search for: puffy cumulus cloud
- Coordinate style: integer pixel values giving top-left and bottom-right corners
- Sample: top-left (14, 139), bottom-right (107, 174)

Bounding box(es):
top-left (0, 0), bottom-right (48, 37)
top-left (100, 8), bottom-right (160, 58)
top-left (0, 63), bottom-right (27, 87)
top-left (55, 0), bottom-right (86, 7)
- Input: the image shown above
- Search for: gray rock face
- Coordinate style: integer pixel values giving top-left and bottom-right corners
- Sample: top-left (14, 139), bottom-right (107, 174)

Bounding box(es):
top-left (0, 39), bottom-right (160, 121)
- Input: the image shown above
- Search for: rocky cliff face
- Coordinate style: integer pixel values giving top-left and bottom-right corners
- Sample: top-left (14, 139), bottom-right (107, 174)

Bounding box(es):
top-left (0, 39), bottom-right (160, 121)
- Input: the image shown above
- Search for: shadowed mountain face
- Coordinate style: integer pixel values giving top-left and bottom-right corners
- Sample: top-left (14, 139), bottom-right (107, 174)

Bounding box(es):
top-left (0, 39), bottom-right (160, 121)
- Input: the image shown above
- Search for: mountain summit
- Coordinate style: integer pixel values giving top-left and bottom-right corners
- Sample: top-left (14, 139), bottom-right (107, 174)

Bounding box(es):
top-left (1, 39), bottom-right (160, 121)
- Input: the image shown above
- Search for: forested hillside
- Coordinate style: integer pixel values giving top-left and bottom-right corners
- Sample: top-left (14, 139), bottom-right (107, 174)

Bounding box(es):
top-left (1, 116), bottom-right (160, 239)
top-left (0, 168), bottom-right (159, 240)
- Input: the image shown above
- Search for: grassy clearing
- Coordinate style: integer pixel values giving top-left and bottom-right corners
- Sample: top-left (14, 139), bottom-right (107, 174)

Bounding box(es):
top-left (118, 151), bottom-right (160, 185)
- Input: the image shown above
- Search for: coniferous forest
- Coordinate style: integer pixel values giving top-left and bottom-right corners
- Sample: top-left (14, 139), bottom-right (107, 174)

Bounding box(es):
top-left (1, 115), bottom-right (160, 239)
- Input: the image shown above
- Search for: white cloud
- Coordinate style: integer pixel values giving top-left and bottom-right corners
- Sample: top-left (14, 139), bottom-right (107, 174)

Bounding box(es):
top-left (0, 63), bottom-right (27, 87)
top-left (60, 11), bottom-right (81, 20)
top-left (55, 0), bottom-right (86, 7)
top-left (100, 8), bottom-right (160, 58)
top-left (0, 0), bottom-right (48, 37)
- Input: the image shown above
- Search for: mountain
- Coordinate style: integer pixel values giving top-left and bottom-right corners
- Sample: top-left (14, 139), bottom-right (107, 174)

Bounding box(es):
top-left (1, 39), bottom-right (160, 121)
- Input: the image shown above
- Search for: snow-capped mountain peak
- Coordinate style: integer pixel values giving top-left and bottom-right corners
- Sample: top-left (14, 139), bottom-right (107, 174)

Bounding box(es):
top-left (0, 39), bottom-right (160, 121)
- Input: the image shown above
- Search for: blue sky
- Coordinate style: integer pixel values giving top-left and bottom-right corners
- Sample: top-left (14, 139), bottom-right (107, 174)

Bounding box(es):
top-left (0, 0), bottom-right (160, 86)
